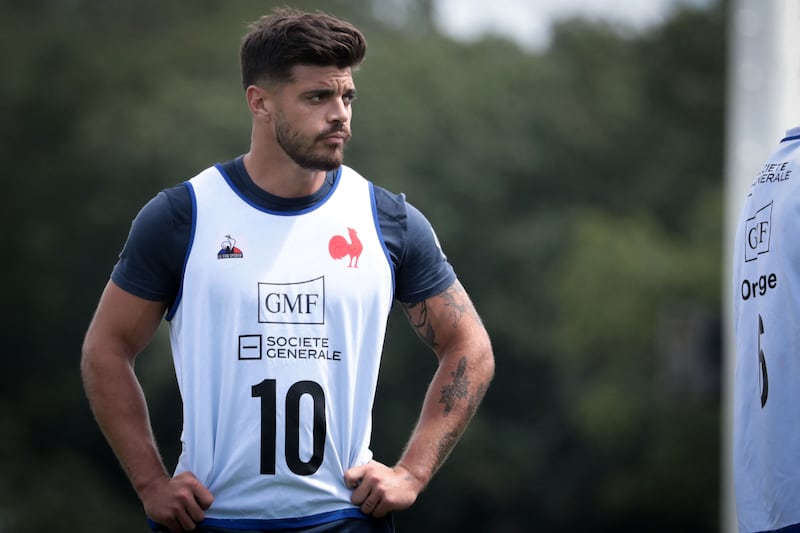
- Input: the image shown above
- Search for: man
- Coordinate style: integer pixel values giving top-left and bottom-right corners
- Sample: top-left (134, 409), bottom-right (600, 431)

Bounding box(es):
top-left (732, 126), bottom-right (800, 533)
top-left (80, 8), bottom-right (494, 533)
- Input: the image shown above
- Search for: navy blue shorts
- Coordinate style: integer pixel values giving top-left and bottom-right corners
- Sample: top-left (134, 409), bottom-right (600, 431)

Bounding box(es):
top-left (153, 516), bottom-right (395, 533)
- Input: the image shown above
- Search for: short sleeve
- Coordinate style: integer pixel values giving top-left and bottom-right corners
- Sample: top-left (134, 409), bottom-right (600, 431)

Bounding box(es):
top-left (111, 184), bottom-right (192, 303)
top-left (396, 202), bottom-right (456, 303)
top-left (373, 185), bottom-right (456, 304)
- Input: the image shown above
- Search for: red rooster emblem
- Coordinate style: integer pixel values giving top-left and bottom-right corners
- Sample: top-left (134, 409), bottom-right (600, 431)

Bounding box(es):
top-left (328, 227), bottom-right (363, 268)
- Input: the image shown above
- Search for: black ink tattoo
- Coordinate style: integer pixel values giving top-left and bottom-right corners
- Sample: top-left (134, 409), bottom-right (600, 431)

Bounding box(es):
top-left (404, 300), bottom-right (437, 350)
top-left (440, 286), bottom-right (467, 328)
top-left (434, 374), bottom-right (491, 471)
top-left (405, 300), bottom-right (427, 329)
top-left (436, 429), bottom-right (460, 467)
top-left (439, 358), bottom-right (470, 416)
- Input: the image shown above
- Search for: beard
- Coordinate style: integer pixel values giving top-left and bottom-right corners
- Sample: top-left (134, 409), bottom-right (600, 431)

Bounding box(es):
top-left (274, 113), bottom-right (349, 171)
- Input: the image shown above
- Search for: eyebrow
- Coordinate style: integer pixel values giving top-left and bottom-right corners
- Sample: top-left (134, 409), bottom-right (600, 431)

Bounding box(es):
top-left (301, 86), bottom-right (357, 97)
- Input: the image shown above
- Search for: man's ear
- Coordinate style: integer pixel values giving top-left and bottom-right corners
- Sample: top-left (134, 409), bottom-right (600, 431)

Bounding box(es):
top-left (246, 85), bottom-right (272, 119)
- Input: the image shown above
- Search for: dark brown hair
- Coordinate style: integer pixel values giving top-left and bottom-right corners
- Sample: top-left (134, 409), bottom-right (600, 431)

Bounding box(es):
top-left (240, 7), bottom-right (367, 89)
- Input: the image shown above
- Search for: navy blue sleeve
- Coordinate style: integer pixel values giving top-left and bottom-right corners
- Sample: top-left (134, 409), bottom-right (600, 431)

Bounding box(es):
top-left (113, 177), bottom-right (453, 306)
top-left (111, 184), bottom-right (192, 304)
top-left (374, 186), bottom-right (456, 304)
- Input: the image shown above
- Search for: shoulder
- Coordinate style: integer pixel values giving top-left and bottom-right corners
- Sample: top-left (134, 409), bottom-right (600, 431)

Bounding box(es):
top-left (111, 183), bottom-right (192, 302)
top-left (125, 184), bottom-right (193, 245)
top-left (371, 183), bottom-right (456, 304)
top-left (372, 184), bottom-right (439, 253)
top-left (373, 183), bottom-right (408, 227)
top-left (144, 183), bottom-right (192, 224)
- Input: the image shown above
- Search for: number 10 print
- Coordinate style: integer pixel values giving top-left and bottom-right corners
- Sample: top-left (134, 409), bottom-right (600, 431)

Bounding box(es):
top-left (251, 379), bottom-right (326, 475)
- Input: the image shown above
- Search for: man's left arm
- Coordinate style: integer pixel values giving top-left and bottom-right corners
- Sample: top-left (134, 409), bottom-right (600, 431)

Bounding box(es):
top-left (345, 279), bottom-right (494, 516)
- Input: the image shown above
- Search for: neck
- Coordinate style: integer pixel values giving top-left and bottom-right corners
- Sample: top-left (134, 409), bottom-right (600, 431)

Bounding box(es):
top-left (242, 149), bottom-right (326, 199)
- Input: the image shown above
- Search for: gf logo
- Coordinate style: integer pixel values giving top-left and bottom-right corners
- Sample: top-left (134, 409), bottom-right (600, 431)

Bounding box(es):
top-left (745, 202), bottom-right (773, 262)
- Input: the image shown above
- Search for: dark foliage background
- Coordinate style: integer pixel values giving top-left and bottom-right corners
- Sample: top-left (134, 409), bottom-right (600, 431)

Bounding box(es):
top-left (0, 1), bottom-right (725, 531)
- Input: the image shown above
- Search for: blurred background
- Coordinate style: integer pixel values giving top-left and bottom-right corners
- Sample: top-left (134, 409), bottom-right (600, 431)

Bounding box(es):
top-left (0, 0), bottom-right (773, 530)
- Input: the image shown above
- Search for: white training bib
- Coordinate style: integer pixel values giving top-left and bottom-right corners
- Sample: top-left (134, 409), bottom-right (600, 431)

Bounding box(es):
top-left (168, 165), bottom-right (393, 526)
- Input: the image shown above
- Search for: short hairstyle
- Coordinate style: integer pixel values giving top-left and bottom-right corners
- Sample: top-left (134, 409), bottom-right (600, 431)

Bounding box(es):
top-left (240, 8), bottom-right (367, 90)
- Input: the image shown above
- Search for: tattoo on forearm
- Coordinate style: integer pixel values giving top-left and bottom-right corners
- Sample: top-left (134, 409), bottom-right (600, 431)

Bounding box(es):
top-left (434, 377), bottom-right (491, 471)
top-left (436, 429), bottom-right (460, 467)
top-left (439, 357), bottom-right (470, 416)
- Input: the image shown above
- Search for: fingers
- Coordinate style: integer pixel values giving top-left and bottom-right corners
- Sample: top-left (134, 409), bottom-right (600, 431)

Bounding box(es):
top-left (346, 462), bottom-right (385, 516)
top-left (350, 482), bottom-right (384, 517)
top-left (343, 464), bottom-right (365, 489)
top-left (360, 495), bottom-right (385, 517)
top-left (163, 486), bottom-right (206, 531)
top-left (144, 472), bottom-right (214, 532)
top-left (345, 461), bottom-right (391, 517)
top-left (349, 479), bottom-right (370, 506)
top-left (170, 473), bottom-right (210, 520)
top-left (345, 461), bottom-right (420, 517)
top-left (193, 481), bottom-right (215, 511)
top-left (346, 463), bottom-right (372, 505)
top-left (182, 475), bottom-right (215, 526)
top-left (177, 510), bottom-right (198, 532)
top-left (345, 463), bottom-right (371, 512)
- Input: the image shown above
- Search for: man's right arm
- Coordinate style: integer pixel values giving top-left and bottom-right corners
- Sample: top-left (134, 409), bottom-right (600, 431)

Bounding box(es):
top-left (81, 281), bottom-right (213, 532)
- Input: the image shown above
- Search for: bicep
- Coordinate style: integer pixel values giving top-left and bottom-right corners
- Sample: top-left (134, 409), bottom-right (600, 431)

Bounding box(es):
top-left (401, 279), bottom-right (486, 357)
top-left (83, 280), bottom-right (168, 364)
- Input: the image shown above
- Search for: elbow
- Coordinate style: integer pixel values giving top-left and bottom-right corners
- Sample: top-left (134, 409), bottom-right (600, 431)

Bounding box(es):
top-left (80, 333), bottom-right (121, 388)
top-left (437, 327), bottom-right (495, 384)
top-left (461, 327), bottom-right (494, 385)
top-left (80, 337), bottom-right (101, 388)
top-left (477, 336), bottom-right (495, 383)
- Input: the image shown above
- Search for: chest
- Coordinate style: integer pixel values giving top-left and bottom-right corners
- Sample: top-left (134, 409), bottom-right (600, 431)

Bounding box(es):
top-left (182, 171), bottom-right (393, 324)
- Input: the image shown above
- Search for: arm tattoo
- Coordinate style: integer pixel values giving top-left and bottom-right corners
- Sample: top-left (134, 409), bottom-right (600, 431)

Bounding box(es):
top-left (439, 357), bottom-right (470, 416)
top-left (404, 300), bottom-right (437, 350)
top-left (436, 429), bottom-right (460, 467)
top-left (435, 378), bottom-right (491, 469)
top-left (440, 286), bottom-right (467, 328)
top-left (405, 300), bottom-right (427, 329)
top-left (403, 282), bottom-right (481, 352)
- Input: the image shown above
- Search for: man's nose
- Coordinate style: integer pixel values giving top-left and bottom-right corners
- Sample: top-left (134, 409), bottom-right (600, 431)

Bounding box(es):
top-left (327, 97), bottom-right (350, 123)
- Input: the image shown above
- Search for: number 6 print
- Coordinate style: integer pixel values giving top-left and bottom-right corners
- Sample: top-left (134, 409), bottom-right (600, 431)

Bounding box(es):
top-left (251, 379), bottom-right (326, 475)
top-left (758, 315), bottom-right (769, 408)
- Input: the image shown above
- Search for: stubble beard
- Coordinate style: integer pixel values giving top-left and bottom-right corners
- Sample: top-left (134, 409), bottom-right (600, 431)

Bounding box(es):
top-left (275, 114), bottom-right (347, 171)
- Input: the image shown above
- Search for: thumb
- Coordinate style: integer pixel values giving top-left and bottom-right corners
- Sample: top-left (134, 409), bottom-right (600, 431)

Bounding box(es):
top-left (344, 464), bottom-right (365, 488)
